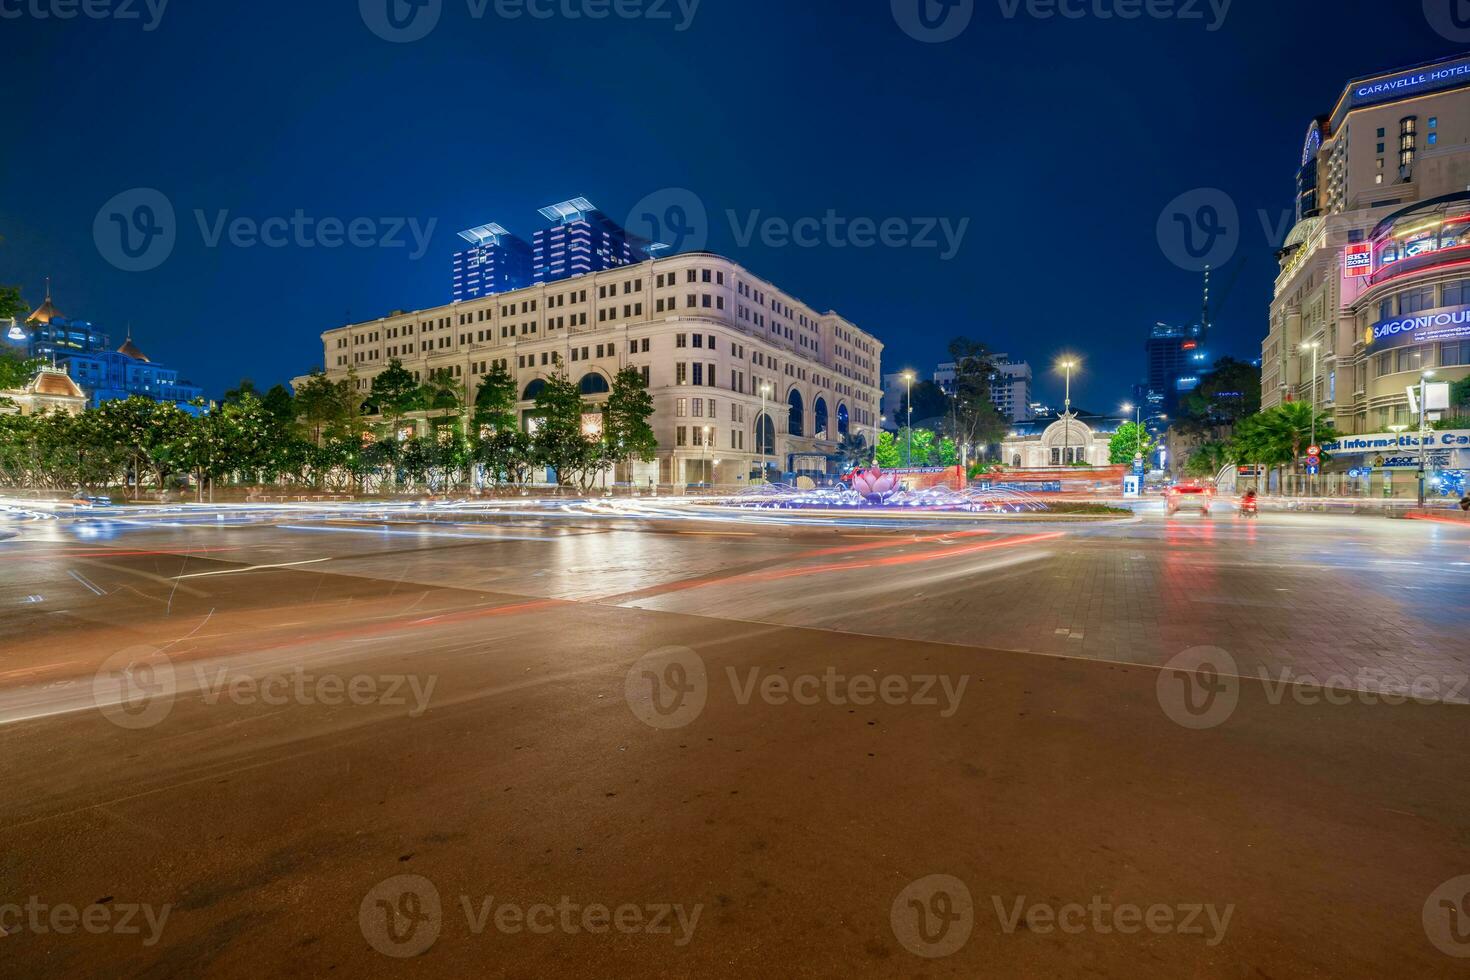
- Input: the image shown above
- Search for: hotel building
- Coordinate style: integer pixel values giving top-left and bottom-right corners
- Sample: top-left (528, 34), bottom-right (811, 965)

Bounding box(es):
top-left (312, 252), bottom-right (883, 486)
top-left (934, 355), bottom-right (1034, 423)
top-left (1263, 52), bottom-right (1470, 445)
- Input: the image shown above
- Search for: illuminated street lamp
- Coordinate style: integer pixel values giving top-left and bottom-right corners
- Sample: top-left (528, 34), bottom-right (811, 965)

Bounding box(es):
top-left (1302, 341), bottom-right (1322, 492)
top-left (902, 370), bottom-right (916, 466)
top-left (1057, 358), bottom-right (1079, 465)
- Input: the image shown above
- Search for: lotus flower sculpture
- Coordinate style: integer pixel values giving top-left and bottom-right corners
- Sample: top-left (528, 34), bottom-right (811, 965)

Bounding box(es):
top-left (850, 466), bottom-right (901, 504)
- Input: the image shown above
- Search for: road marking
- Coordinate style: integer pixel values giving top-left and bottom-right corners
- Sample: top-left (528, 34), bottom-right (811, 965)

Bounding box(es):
top-left (174, 558), bottom-right (334, 580)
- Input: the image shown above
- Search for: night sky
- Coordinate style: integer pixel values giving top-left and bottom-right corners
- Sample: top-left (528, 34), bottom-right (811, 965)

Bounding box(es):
top-left (2, 0), bottom-right (1459, 408)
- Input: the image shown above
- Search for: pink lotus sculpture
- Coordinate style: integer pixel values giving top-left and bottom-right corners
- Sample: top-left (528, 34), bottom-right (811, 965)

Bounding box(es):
top-left (849, 466), bottom-right (901, 503)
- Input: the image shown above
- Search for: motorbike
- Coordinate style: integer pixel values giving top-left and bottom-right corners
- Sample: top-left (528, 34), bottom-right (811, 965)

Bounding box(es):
top-left (1240, 496), bottom-right (1259, 519)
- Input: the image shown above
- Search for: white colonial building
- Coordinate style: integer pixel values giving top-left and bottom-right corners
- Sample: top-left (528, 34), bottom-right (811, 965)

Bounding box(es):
top-left (303, 252), bottom-right (883, 486)
top-left (1001, 413), bottom-right (1120, 469)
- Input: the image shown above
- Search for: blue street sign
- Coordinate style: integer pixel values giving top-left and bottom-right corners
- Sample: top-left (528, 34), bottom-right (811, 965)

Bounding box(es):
top-left (1306, 464), bottom-right (1320, 476)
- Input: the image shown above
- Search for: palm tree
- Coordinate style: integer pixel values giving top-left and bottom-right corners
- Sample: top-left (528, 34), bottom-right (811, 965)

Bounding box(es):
top-left (835, 432), bottom-right (871, 470)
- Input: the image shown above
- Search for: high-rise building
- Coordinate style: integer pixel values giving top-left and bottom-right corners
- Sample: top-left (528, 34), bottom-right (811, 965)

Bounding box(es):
top-left (308, 253), bottom-right (883, 487)
top-left (1264, 52), bottom-right (1470, 435)
top-left (1144, 322), bottom-right (1208, 414)
top-left (933, 355), bottom-right (1033, 422)
top-left (451, 223), bottom-right (533, 302)
top-left (2, 282), bottom-right (111, 361)
top-left (532, 198), bottom-right (645, 285)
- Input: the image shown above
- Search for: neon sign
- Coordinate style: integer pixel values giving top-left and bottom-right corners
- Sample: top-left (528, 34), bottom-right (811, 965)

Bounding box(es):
top-left (1349, 57), bottom-right (1470, 113)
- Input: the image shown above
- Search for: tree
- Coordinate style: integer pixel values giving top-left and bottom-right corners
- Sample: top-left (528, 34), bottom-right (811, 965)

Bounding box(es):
top-left (420, 368), bottom-right (464, 430)
top-left (91, 397), bottom-right (191, 497)
top-left (295, 370), bottom-right (362, 446)
top-left (1108, 422), bottom-right (1158, 464)
top-left (369, 359), bottom-right (422, 437)
top-left (0, 285), bottom-right (29, 323)
top-left (532, 372), bottom-right (601, 490)
top-left (944, 338), bottom-right (1009, 452)
top-left (603, 367), bottom-right (656, 481)
top-left (472, 362), bottom-right (518, 435)
top-left (835, 432), bottom-right (871, 470)
top-left (1183, 441), bottom-right (1235, 479)
top-left (1452, 376), bottom-right (1470, 413)
top-left (874, 430), bottom-right (902, 468)
top-left (1179, 357), bottom-right (1262, 427)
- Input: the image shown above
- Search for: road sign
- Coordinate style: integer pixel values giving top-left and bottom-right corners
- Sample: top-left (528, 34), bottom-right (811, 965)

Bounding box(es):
top-left (1307, 445), bottom-right (1321, 457)
top-left (1306, 463), bottom-right (1320, 476)
top-left (1306, 455), bottom-right (1321, 468)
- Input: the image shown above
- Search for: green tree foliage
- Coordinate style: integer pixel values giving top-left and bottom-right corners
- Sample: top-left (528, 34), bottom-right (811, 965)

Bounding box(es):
top-left (835, 432), bottom-right (871, 469)
top-left (874, 430), bottom-right (901, 468)
top-left (367, 359), bottom-right (422, 435)
top-left (603, 367), bottom-right (657, 476)
top-left (295, 370), bottom-right (363, 446)
top-left (1178, 357), bottom-right (1262, 427)
top-left (1108, 422), bottom-right (1158, 464)
top-left (1183, 441), bottom-right (1235, 479)
top-left (532, 372), bottom-right (602, 489)
top-left (0, 285), bottom-right (30, 323)
top-left (473, 362), bottom-right (518, 435)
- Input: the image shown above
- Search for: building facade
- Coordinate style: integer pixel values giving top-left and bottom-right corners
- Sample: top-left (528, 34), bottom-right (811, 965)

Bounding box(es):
top-left (934, 355), bottom-right (1034, 422)
top-left (1001, 414), bottom-right (1120, 469)
top-left (532, 198), bottom-right (644, 286)
top-left (1145, 322), bottom-right (1209, 415)
top-left (310, 252), bottom-right (883, 486)
top-left (452, 223), bottom-right (534, 302)
top-left (64, 332), bottom-right (205, 411)
top-left (1264, 52), bottom-right (1470, 440)
top-left (0, 364), bottom-right (87, 416)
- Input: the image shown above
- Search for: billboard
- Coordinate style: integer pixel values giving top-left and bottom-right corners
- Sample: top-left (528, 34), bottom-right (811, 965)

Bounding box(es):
top-left (1343, 242), bottom-right (1373, 278)
top-left (1366, 304), bottom-right (1470, 351)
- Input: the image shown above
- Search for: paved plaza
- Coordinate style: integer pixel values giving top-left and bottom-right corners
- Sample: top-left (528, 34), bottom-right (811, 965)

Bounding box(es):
top-left (1, 501), bottom-right (1468, 976)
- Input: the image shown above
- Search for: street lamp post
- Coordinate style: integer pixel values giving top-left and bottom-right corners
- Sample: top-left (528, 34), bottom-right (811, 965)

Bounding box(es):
top-left (1388, 423), bottom-right (1408, 500)
top-left (759, 383), bottom-right (772, 484)
top-left (1303, 340), bottom-right (1321, 496)
top-left (1418, 370), bottom-right (1436, 507)
top-left (1057, 358), bottom-right (1078, 465)
top-left (902, 370), bottom-right (915, 467)
top-left (877, 414), bottom-right (886, 464)
top-left (703, 425), bottom-right (712, 487)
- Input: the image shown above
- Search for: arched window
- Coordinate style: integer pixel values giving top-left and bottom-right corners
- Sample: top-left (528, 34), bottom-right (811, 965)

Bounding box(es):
top-left (579, 372), bottom-right (610, 395)
top-left (522, 379), bottom-right (546, 400)
top-left (754, 414), bottom-right (776, 455)
top-left (813, 397), bottom-right (829, 438)
top-left (836, 403), bottom-right (850, 435)
top-left (787, 389), bottom-right (805, 437)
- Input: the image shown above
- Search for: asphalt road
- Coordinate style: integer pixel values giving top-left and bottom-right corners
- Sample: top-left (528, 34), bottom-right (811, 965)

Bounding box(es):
top-left (1, 500), bottom-right (1467, 977)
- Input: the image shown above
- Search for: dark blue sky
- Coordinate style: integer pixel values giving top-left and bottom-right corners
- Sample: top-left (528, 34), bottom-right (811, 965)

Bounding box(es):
top-left (2, 0), bottom-right (1457, 408)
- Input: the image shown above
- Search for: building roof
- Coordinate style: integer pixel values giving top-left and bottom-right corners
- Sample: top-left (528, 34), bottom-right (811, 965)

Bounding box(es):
top-left (116, 335), bottom-right (150, 362)
top-left (26, 365), bottom-right (85, 399)
top-left (26, 296), bottom-right (62, 324)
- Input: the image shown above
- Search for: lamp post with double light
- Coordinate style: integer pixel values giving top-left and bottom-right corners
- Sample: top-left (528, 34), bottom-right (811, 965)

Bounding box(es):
top-left (1418, 370), bottom-right (1436, 507)
top-left (759, 382), bottom-right (772, 484)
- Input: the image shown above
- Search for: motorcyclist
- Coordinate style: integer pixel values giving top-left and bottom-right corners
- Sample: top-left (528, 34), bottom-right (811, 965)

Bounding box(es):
top-left (1460, 492), bottom-right (1470, 514)
top-left (1241, 489), bottom-right (1259, 516)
